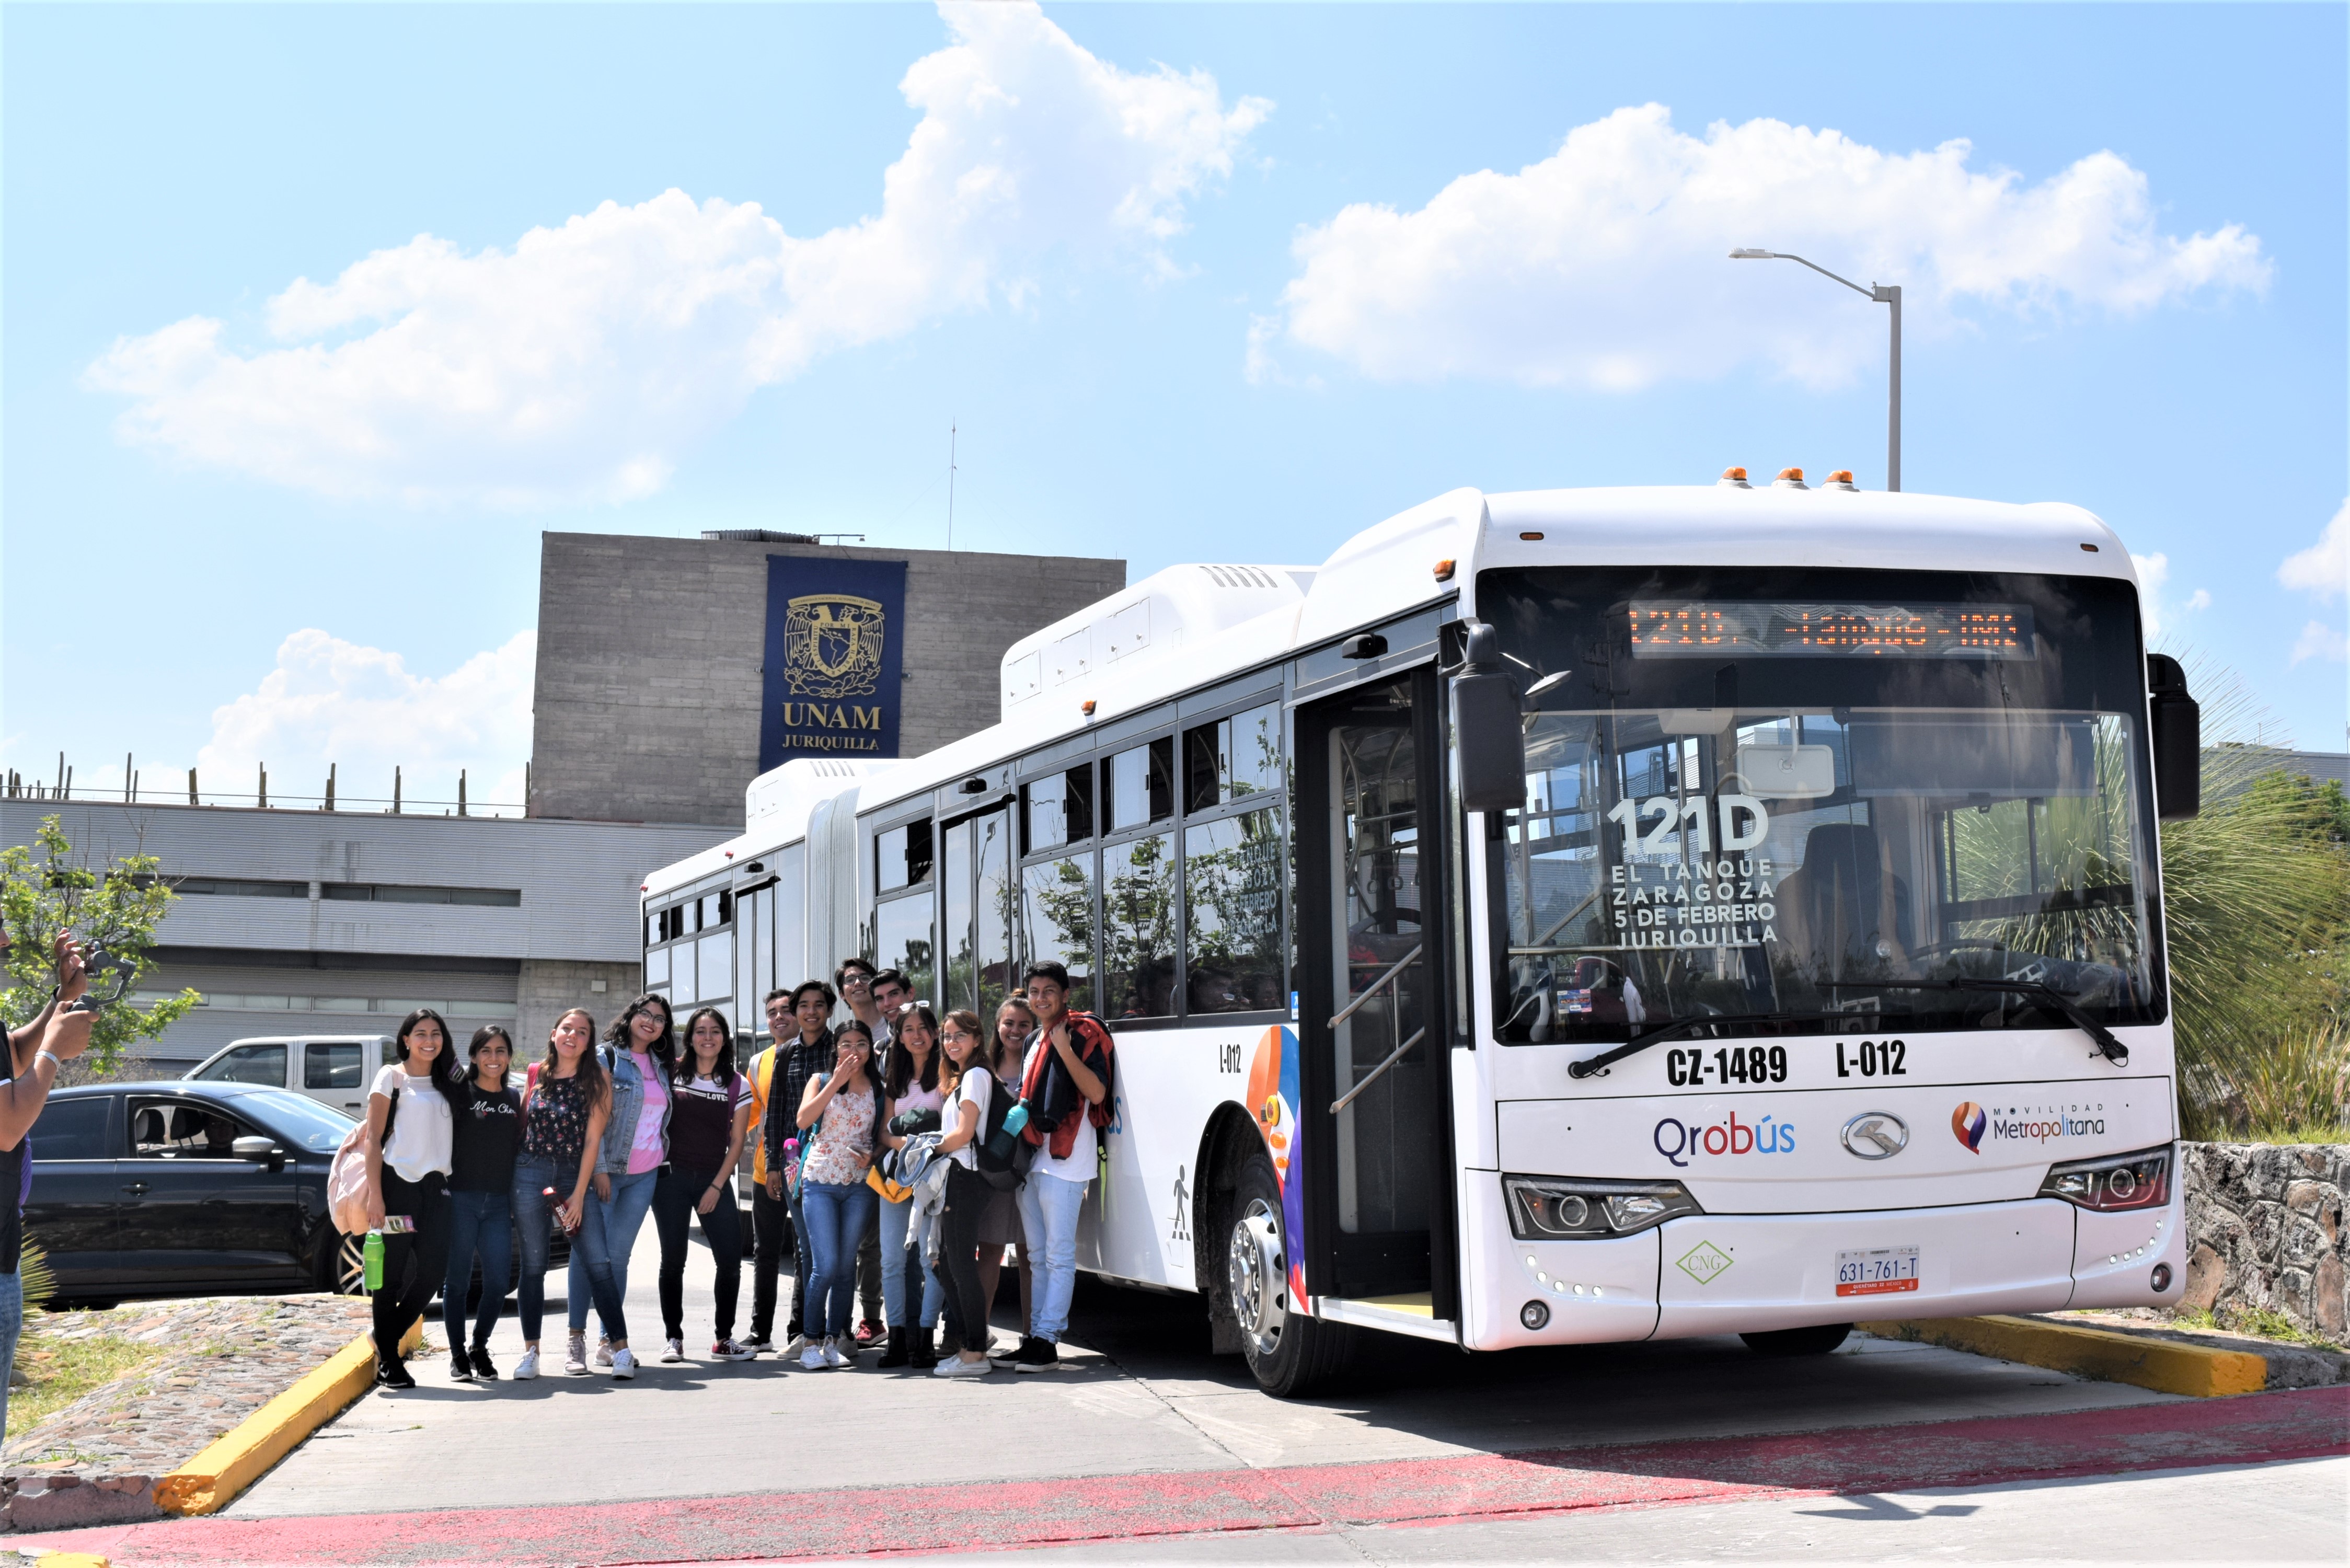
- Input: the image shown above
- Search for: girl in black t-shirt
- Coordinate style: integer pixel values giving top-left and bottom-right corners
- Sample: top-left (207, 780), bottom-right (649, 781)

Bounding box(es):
top-left (651, 1008), bottom-right (754, 1363)
top-left (441, 1027), bottom-right (523, 1381)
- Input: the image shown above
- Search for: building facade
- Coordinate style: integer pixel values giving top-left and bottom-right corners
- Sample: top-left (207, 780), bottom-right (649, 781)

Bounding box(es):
top-left (529, 532), bottom-right (1126, 827)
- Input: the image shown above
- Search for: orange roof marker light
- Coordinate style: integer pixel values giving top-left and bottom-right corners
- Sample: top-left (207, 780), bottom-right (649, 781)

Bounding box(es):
top-left (1081, 699), bottom-right (1097, 717)
top-left (1519, 531), bottom-right (1545, 541)
top-left (1774, 468), bottom-right (1808, 489)
top-left (1823, 470), bottom-right (1859, 491)
top-left (1719, 467), bottom-right (1752, 489)
top-left (1434, 558), bottom-right (1456, 582)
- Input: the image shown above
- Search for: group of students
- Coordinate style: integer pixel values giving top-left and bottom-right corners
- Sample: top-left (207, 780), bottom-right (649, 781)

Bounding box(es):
top-left (357, 955), bottom-right (1114, 1387)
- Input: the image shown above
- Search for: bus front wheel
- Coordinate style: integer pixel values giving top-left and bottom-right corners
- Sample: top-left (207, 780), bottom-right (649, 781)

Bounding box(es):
top-left (1226, 1155), bottom-right (1351, 1398)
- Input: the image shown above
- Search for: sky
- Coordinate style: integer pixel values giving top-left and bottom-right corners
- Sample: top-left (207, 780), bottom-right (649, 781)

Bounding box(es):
top-left (5, 2), bottom-right (2344, 815)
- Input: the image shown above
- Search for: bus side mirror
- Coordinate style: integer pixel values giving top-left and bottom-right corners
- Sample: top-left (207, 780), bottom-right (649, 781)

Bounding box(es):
top-left (1452, 621), bottom-right (1527, 815)
top-left (2147, 654), bottom-right (2199, 821)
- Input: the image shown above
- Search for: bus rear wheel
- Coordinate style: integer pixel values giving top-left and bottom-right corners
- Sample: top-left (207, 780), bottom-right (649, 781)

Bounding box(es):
top-left (1740, 1323), bottom-right (1852, 1357)
top-left (1226, 1155), bottom-right (1351, 1398)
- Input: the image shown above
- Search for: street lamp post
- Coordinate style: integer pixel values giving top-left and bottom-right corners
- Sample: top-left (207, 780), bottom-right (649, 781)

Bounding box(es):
top-left (1730, 249), bottom-right (1902, 492)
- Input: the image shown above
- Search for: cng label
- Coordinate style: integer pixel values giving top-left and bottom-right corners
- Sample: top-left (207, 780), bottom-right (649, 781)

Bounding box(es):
top-left (1677, 1240), bottom-right (1734, 1285)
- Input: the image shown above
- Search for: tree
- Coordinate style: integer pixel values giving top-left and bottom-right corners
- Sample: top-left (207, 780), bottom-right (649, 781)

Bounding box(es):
top-left (1, 814), bottom-right (199, 1072)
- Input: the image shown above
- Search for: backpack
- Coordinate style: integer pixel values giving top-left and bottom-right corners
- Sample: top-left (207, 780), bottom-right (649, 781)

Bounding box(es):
top-left (327, 1081), bottom-right (401, 1236)
top-left (973, 1068), bottom-right (1025, 1192)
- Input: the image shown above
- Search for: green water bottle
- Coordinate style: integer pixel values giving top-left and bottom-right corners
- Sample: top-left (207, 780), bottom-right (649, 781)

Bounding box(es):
top-left (362, 1229), bottom-right (385, 1292)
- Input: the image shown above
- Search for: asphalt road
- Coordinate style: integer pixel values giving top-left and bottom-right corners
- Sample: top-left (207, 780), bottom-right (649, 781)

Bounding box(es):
top-left (29, 1220), bottom-right (2313, 1566)
top-left (229, 1220), bottom-right (2185, 1515)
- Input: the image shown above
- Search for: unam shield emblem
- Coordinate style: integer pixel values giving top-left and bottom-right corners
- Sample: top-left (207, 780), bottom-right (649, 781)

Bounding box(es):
top-left (783, 593), bottom-right (885, 699)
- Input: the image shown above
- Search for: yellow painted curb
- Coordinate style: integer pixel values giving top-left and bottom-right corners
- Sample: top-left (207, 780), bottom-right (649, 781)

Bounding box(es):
top-left (34, 1554), bottom-right (112, 1567)
top-left (153, 1317), bottom-right (423, 1517)
top-left (1861, 1314), bottom-right (2266, 1398)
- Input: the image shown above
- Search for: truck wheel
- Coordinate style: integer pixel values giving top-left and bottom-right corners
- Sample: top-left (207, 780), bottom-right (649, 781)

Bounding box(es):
top-left (1226, 1153), bottom-right (1351, 1398)
top-left (1740, 1323), bottom-right (1852, 1357)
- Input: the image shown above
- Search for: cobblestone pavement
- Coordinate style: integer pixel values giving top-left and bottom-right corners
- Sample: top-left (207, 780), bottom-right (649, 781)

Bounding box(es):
top-left (4, 1293), bottom-right (381, 1482)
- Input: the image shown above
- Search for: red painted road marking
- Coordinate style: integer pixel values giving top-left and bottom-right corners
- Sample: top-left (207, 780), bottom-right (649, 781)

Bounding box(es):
top-left (36, 1386), bottom-right (2347, 1566)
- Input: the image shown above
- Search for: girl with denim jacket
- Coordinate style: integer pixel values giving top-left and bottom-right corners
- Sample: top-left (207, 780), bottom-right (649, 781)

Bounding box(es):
top-left (794, 1019), bottom-right (884, 1370)
top-left (569, 993), bottom-right (675, 1376)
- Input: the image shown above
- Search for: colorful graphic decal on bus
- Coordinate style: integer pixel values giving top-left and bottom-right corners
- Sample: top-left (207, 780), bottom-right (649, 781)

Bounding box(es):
top-left (1952, 1101), bottom-right (1988, 1152)
top-left (1952, 1100), bottom-right (2106, 1148)
top-left (1652, 1111), bottom-right (1796, 1167)
top-left (1248, 1024), bottom-right (1308, 1309)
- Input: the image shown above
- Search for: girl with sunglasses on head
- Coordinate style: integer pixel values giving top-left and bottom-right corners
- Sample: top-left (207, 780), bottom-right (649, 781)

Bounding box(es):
top-left (653, 1008), bottom-right (754, 1363)
top-left (510, 1009), bottom-right (618, 1379)
top-left (971, 996), bottom-right (1036, 1349)
top-left (362, 1008), bottom-right (469, 1388)
top-left (571, 994), bottom-right (676, 1377)
top-left (876, 1001), bottom-right (949, 1368)
top-left (441, 1026), bottom-right (522, 1382)
top-left (928, 1009), bottom-right (1001, 1377)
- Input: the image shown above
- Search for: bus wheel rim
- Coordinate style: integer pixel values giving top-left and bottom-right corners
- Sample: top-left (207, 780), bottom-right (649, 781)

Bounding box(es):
top-left (1228, 1197), bottom-right (1286, 1356)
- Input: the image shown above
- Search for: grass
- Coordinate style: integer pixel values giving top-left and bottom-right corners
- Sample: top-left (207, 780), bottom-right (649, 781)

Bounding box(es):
top-left (2169, 1302), bottom-right (2344, 1353)
top-left (6, 1328), bottom-right (166, 1442)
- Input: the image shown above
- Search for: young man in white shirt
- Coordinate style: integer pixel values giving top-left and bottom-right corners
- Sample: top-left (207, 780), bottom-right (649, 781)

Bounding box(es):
top-left (999, 961), bottom-right (1110, 1373)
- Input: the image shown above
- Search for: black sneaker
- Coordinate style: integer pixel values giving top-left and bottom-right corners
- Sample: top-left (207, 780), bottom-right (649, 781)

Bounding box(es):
top-left (449, 1348), bottom-right (474, 1383)
top-left (378, 1361), bottom-right (417, 1390)
top-left (469, 1345), bottom-right (499, 1380)
top-left (740, 1333), bottom-right (773, 1356)
top-left (987, 1336), bottom-right (1024, 1369)
top-left (1015, 1336), bottom-right (1059, 1374)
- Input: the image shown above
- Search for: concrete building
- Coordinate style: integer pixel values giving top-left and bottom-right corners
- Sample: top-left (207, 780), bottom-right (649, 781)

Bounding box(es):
top-left (7, 530), bottom-right (1126, 1067)
top-left (5, 799), bottom-right (729, 1072)
top-left (529, 532), bottom-right (1126, 827)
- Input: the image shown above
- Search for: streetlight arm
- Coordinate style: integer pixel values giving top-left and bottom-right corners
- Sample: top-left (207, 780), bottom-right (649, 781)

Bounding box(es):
top-left (1730, 248), bottom-right (1874, 299)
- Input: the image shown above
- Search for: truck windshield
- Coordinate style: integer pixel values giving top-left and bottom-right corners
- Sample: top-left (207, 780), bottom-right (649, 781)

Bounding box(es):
top-left (1478, 566), bottom-right (2164, 1044)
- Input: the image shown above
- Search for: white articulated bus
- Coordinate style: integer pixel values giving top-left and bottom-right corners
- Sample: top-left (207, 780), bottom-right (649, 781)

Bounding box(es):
top-left (640, 475), bottom-right (2203, 1397)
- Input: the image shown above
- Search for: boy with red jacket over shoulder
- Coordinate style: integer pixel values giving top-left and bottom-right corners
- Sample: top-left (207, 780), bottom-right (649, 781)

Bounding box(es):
top-left (996, 961), bottom-right (1113, 1373)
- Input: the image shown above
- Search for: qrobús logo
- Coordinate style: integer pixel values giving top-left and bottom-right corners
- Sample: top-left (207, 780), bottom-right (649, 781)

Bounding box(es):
top-left (1654, 1111), bottom-right (1795, 1168)
top-left (1951, 1100), bottom-right (2103, 1152)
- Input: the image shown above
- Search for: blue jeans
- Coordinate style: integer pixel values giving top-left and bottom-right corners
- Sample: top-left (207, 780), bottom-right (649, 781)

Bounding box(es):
top-left (513, 1158), bottom-right (625, 1344)
top-left (800, 1181), bottom-right (877, 1340)
top-left (0, 1270), bottom-right (22, 1434)
top-left (1017, 1170), bottom-right (1087, 1344)
top-left (442, 1187), bottom-right (512, 1351)
top-left (878, 1193), bottom-right (944, 1329)
top-left (571, 1168), bottom-right (657, 1338)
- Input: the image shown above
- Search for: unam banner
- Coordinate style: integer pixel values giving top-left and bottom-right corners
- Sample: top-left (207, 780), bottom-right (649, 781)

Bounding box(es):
top-left (759, 556), bottom-right (907, 770)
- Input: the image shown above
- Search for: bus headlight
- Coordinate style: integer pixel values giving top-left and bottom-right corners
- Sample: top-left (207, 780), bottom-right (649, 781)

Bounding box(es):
top-left (2037, 1145), bottom-right (2171, 1212)
top-left (1503, 1175), bottom-right (1703, 1240)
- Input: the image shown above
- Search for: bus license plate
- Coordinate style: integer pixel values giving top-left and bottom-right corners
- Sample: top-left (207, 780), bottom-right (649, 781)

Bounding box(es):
top-left (1835, 1246), bottom-right (1920, 1297)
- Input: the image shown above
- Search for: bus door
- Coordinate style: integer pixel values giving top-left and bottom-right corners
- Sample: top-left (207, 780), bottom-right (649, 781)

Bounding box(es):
top-left (1296, 670), bottom-right (1456, 1313)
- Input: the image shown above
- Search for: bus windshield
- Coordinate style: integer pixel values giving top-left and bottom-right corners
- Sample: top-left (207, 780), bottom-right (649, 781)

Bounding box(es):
top-left (1478, 566), bottom-right (2163, 1044)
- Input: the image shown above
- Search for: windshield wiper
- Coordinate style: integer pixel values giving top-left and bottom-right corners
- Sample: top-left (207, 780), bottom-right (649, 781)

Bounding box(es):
top-left (1819, 979), bottom-right (2129, 1067)
top-left (1565, 1012), bottom-right (1869, 1080)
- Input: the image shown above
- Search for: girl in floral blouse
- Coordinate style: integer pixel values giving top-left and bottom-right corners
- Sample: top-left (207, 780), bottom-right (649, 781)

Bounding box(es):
top-left (793, 1019), bottom-right (885, 1370)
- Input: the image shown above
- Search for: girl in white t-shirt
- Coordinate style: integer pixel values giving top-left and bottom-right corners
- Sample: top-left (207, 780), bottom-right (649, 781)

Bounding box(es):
top-left (929, 1011), bottom-right (997, 1378)
top-left (362, 1008), bottom-right (465, 1388)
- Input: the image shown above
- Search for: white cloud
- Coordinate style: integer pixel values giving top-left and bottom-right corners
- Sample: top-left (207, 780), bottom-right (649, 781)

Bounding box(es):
top-left (82, 3), bottom-right (1268, 507)
top-left (2131, 551), bottom-right (2210, 644)
top-left (2290, 620), bottom-right (2347, 667)
top-left (1259, 103), bottom-right (2270, 388)
top-left (2278, 499), bottom-right (2348, 601)
top-left (196, 630), bottom-right (536, 809)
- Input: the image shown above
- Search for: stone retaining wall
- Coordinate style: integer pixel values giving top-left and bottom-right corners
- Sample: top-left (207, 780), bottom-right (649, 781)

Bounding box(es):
top-left (2182, 1142), bottom-right (2348, 1340)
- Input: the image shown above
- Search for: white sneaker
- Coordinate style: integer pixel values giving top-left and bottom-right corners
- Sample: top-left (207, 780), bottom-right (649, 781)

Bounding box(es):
top-left (611, 1346), bottom-right (638, 1380)
top-left (661, 1338), bottom-right (685, 1364)
top-left (822, 1336), bottom-right (852, 1369)
top-left (782, 1332), bottom-right (809, 1356)
top-left (594, 1337), bottom-right (615, 1368)
top-left (563, 1335), bottom-right (589, 1375)
top-left (798, 1342), bottom-right (828, 1371)
top-left (513, 1347), bottom-right (540, 1381)
top-left (933, 1354), bottom-right (990, 1378)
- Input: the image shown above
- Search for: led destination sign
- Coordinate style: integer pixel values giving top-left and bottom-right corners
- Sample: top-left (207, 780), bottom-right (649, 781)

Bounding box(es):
top-left (1627, 601), bottom-right (2034, 660)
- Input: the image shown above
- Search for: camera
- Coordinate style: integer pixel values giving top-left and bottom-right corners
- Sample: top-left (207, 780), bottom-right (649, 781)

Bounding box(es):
top-left (61, 940), bottom-right (136, 1015)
